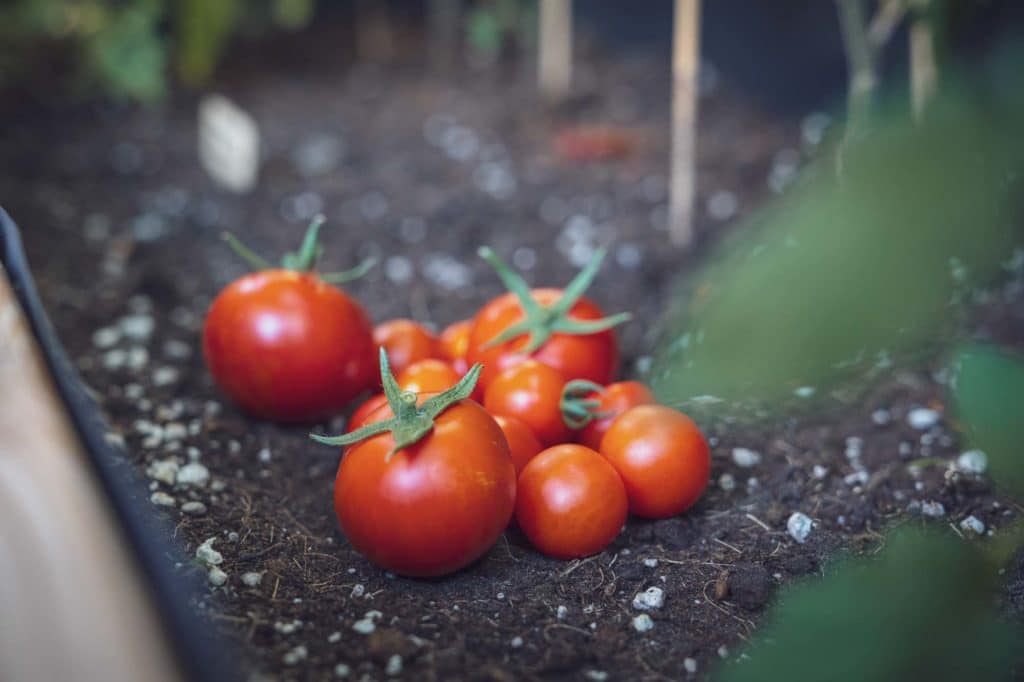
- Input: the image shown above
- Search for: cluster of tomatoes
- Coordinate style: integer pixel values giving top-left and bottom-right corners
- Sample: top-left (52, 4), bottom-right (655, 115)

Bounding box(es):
top-left (203, 218), bottom-right (709, 578)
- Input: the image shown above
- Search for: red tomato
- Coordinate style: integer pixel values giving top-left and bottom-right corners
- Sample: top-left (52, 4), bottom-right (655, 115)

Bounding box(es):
top-left (397, 359), bottom-right (463, 394)
top-left (577, 381), bottom-right (657, 450)
top-left (203, 270), bottom-right (375, 422)
top-left (373, 319), bottom-right (438, 377)
top-left (516, 444), bottom-right (627, 559)
top-left (599, 405), bottom-right (710, 519)
top-left (467, 289), bottom-right (619, 388)
top-left (348, 393), bottom-right (388, 433)
top-left (439, 320), bottom-right (472, 375)
top-left (334, 399), bottom-right (516, 577)
top-left (484, 360), bottom-right (571, 446)
top-left (493, 415), bottom-right (543, 475)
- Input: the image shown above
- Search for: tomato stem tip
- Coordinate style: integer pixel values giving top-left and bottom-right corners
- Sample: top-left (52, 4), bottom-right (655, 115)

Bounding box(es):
top-left (560, 379), bottom-right (613, 430)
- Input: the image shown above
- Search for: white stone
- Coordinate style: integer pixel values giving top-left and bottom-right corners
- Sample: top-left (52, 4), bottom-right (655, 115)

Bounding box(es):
top-left (794, 386), bottom-right (815, 398)
top-left (684, 658), bottom-right (698, 675)
top-left (275, 620), bottom-right (302, 634)
top-left (632, 586), bottom-right (665, 611)
top-left (718, 473), bottom-right (736, 492)
top-left (181, 501), bottom-right (207, 516)
top-left (956, 450), bottom-right (987, 475)
top-left (352, 618), bottom-right (376, 635)
top-left (207, 567), bottom-right (228, 586)
top-left (907, 408), bottom-right (940, 430)
top-left (787, 512), bottom-right (813, 544)
top-left (717, 645), bottom-right (729, 659)
top-left (631, 614), bottom-right (654, 632)
top-left (153, 366), bottom-right (180, 386)
top-left (556, 605), bottom-right (568, 620)
top-left (872, 409), bottom-right (891, 425)
top-left (119, 314), bottom-right (155, 340)
top-left (146, 458), bottom-right (180, 485)
top-left (327, 631), bottom-right (342, 643)
top-left (196, 537), bottom-right (223, 566)
top-left (258, 447), bottom-right (272, 463)
top-left (510, 636), bottom-right (524, 648)
top-left (960, 516), bottom-right (985, 535)
top-left (844, 470), bottom-right (870, 486)
top-left (732, 448), bottom-right (762, 468)
top-left (643, 558), bottom-right (659, 568)
top-left (164, 422), bottom-right (188, 441)
top-left (282, 645), bottom-right (308, 666)
top-left (92, 327), bottom-right (122, 349)
top-left (921, 501), bottom-right (946, 518)
top-left (241, 571), bottom-right (263, 587)
top-left (584, 672), bottom-right (609, 682)
top-left (177, 462), bottom-right (210, 487)
top-left (150, 491), bottom-right (175, 507)
top-left (350, 584), bottom-right (365, 598)
top-left (334, 663), bottom-right (351, 677)
top-left (386, 654), bottom-right (403, 676)
top-left (812, 465), bottom-right (828, 480)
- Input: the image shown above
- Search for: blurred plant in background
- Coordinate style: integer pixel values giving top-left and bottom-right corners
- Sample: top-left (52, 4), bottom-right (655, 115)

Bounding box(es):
top-left (465, 0), bottom-right (537, 64)
top-left (0, 0), bottom-right (315, 102)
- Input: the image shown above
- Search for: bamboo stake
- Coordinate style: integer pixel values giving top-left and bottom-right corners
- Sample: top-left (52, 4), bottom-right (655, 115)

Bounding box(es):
top-left (538, 0), bottom-right (572, 102)
top-left (909, 1), bottom-right (937, 120)
top-left (670, 0), bottom-right (701, 247)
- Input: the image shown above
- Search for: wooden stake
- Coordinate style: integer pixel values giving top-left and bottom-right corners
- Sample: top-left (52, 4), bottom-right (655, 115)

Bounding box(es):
top-left (538, 0), bottom-right (572, 102)
top-left (909, 2), bottom-right (937, 120)
top-left (670, 0), bottom-right (701, 247)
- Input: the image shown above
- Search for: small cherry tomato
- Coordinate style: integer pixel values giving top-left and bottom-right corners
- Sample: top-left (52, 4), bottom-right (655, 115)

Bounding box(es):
top-left (439, 320), bottom-right (472, 375)
top-left (373, 319), bottom-right (438, 377)
top-left (599, 405), bottom-right (710, 519)
top-left (348, 393), bottom-right (388, 433)
top-left (577, 381), bottom-right (657, 450)
top-left (484, 360), bottom-right (571, 446)
top-left (466, 248), bottom-right (629, 388)
top-left (493, 415), bottom-right (543, 475)
top-left (397, 359), bottom-right (463, 394)
top-left (516, 444), bottom-right (627, 559)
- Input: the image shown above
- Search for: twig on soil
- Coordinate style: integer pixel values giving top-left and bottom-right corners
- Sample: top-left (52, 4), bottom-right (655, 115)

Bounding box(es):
top-left (744, 513), bottom-right (772, 532)
top-left (559, 555), bottom-right (598, 578)
top-left (542, 622), bottom-right (592, 642)
top-left (713, 538), bottom-right (743, 555)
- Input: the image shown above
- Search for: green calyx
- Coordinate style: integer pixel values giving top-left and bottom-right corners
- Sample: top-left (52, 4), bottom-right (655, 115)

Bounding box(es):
top-left (560, 379), bottom-right (611, 430)
top-left (477, 246), bottom-right (631, 353)
top-left (310, 348), bottom-right (483, 458)
top-left (222, 214), bottom-right (376, 283)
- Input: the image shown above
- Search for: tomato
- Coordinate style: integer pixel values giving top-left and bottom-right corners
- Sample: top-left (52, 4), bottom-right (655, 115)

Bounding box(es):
top-left (577, 381), bottom-right (656, 450)
top-left (373, 319), bottom-right (439, 377)
top-left (439, 320), bottom-right (472, 375)
top-left (515, 444), bottom-right (627, 559)
top-left (599, 405), bottom-right (710, 519)
top-left (484, 360), bottom-right (571, 446)
top-left (493, 415), bottom-right (543, 475)
top-left (204, 270), bottom-right (375, 422)
top-left (468, 290), bottom-right (619, 388)
top-left (397, 359), bottom-right (463, 393)
top-left (332, 398), bottom-right (516, 577)
top-left (348, 393), bottom-right (388, 432)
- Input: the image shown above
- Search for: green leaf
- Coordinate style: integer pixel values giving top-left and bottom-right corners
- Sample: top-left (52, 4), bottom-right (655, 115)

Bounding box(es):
top-left (175, 0), bottom-right (241, 87)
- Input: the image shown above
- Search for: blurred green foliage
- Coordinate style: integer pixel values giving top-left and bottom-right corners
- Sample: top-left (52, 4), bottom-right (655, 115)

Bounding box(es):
top-left (0, 0), bottom-right (316, 102)
top-left (466, 0), bottom-right (536, 59)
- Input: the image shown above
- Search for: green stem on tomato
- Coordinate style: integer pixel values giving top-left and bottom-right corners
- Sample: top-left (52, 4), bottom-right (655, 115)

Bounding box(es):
top-left (311, 348), bottom-right (483, 459)
top-left (477, 246), bottom-right (631, 353)
top-left (559, 379), bottom-right (611, 430)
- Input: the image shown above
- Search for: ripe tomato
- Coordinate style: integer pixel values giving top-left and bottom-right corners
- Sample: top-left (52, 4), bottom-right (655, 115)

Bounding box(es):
top-left (397, 359), bottom-right (463, 394)
top-left (516, 444), bottom-right (627, 559)
top-left (468, 290), bottom-right (619, 388)
top-left (348, 393), bottom-right (388, 433)
top-left (493, 415), bottom-right (543, 475)
top-left (599, 405), bottom-right (710, 519)
top-left (439, 319), bottom-right (472, 375)
top-left (577, 381), bottom-right (656, 450)
top-left (204, 270), bottom-right (375, 422)
top-left (484, 360), bottom-right (571, 446)
top-left (333, 399), bottom-right (516, 577)
top-left (373, 319), bottom-right (438, 377)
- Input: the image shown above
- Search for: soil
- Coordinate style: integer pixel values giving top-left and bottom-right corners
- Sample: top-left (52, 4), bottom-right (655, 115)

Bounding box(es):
top-left (2, 23), bottom-right (1022, 682)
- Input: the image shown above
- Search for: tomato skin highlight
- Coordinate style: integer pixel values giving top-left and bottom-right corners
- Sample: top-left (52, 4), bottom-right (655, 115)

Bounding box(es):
top-left (493, 415), bottom-right (544, 476)
top-left (439, 320), bottom-right (472, 375)
top-left (577, 381), bottom-right (657, 450)
top-left (466, 289), bottom-right (619, 388)
top-left (203, 270), bottom-right (375, 423)
top-left (397, 359), bottom-right (464, 394)
top-left (484, 360), bottom-right (571, 446)
top-left (373, 319), bottom-right (439, 377)
top-left (334, 400), bottom-right (516, 577)
top-left (515, 444), bottom-right (627, 559)
top-left (599, 405), bottom-right (710, 519)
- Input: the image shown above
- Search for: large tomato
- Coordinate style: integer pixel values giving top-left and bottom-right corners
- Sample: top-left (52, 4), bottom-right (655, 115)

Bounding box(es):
top-left (576, 381), bottom-right (656, 450)
top-left (484, 360), bottom-right (571, 446)
top-left (516, 444), bottom-right (627, 559)
top-left (466, 248), bottom-right (629, 388)
top-left (204, 270), bottom-right (375, 422)
top-left (332, 398), bottom-right (515, 577)
top-left (599, 405), bottom-right (710, 519)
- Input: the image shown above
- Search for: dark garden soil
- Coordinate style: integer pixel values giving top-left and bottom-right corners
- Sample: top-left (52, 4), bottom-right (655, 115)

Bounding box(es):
top-left (3, 24), bottom-right (1023, 682)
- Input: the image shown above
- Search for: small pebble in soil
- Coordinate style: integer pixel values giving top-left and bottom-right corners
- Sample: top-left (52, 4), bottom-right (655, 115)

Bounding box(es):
top-left (510, 636), bottom-right (524, 649)
top-left (872, 409), bottom-right (892, 425)
top-left (844, 470), bottom-right (869, 486)
top-left (718, 473), bottom-right (736, 492)
top-left (643, 558), bottom-right (659, 568)
top-left (181, 501), bottom-right (207, 516)
top-left (921, 501), bottom-right (946, 518)
top-left (275, 620), bottom-right (302, 634)
top-left (631, 614), bottom-right (654, 633)
top-left (150, 491), bottom-right (175, 507)
top-left (153, 367), bottom-right (180, 387)
top-left (351, 584), bottom-right (365, 598)
top-left (556, 605), bottom-right (568, 619)
top-left (746, 477), bottom-right (760, 493)
top-left (282, 645), bottom-right (308, 666)
top-left (684, 658), bottom-right (698, 675)
top-left (907, 408), bottom-right (940, 430)
top-left (718, 645), bottom-right (729, 659)
top-left (92, 327), bottom-right (121, 349)
top-left (706, 190), bottom-right (738, 222)
top-left (196, 537), bottom-right (223, 566)
top-left (787, 512), bottom-right (813, 544)
top-left (176, 462), bottom-right (210, 487)
top-left (334, 663), bottom-right (351, 677)
top-left (257, 447), bottom-right (271, 463)
top-left (632, 587), bottom-right (665, 611)
top-left (241, 571), bottom-right (263, 587)
top-left (385, 256), bottom-right (413, 284)
top-left (207, 567), bottom-right (228, 587)
top-left (163, 339), bottom-right (192, 360)
top-left (812, 465), bottom-right (828, 480)
top-left (327, 631), bottom-right (341, 643)
top-left (960, 516), bottom-right (986, 535)
top-left (164, 422), bottom-right (187, 441)
top-left (955, 450), bottom-right (987, 475)
top-left (119, 314), bottom-right (155, 341)
top-left (147, 458), bottom-right (180, 485)
top-left (732, 448), bottom-right (761, 468)
top-left (584, 671), bottom-right (609, 682)
top-left (386, 654), bottom-right (403, 676)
